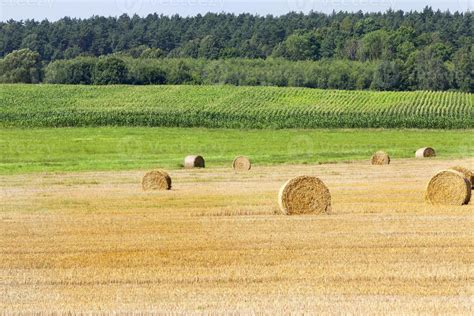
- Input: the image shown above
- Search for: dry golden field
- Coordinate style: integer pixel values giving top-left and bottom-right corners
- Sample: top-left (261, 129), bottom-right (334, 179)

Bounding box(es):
top-left (1, 158), bottom-right (473, 313)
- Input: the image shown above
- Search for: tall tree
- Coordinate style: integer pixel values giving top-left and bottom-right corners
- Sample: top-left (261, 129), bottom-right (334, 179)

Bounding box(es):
top-left (0, 48), bottom-right (42, 83)
top-left (452, 46), bottom-right (473, 92)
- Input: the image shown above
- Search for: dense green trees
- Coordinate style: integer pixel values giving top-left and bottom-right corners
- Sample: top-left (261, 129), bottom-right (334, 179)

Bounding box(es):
top-left (372, 60), bottom-right (404, 91)
top-left (273, 32), bottom-right (321, 61)
top-left (453, 47), bottom-right (474, 92)
top-left (44, 56), bottom-right (130, 84)
top-left (36, 52), bottom-right (471, 92)
top-left (92, 57), bottom-right (128, 84)
top-left (413, 47), bottom-right (450, 91)
top-left (359, 30), bottom-right (389, 61)
top-left (0, 8), bottom-right (472, 91)
top-left (127, 59), bottom-right (166, 84)
top-left (0, 48), bottom-right (42, 83)
top-left (2, 8), bottom-right (471, 62)
top-left (3, 46), bottom-right (472, 92)
top-left (44, 56), bottom-right (95, 84)
top-left (43, 57), bottom-right (376, 89)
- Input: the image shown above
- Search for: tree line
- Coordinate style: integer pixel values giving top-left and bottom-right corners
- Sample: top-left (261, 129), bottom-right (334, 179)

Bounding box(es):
top-left (0, 8), bottom-right (472, 91)
top-left (1, 50), bottom-right (472, 91)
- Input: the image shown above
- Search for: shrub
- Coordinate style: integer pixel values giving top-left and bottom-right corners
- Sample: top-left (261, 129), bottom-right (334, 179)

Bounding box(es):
top-left (92, 57), bottom-right (128, 84)
top-left (0, 49), bottom-right (42, 83)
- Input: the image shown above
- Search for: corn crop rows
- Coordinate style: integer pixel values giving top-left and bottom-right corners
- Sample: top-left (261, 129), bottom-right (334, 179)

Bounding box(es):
top-left (1, 84), bottom-right (472, 129)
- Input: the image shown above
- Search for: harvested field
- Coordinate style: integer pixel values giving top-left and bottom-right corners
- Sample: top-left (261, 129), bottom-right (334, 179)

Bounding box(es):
top-left (1, 158), bottom-right (473, 313)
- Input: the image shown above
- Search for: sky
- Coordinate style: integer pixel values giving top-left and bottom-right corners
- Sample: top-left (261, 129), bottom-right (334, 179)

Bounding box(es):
top-left (0, 0), bottom-right (471, 21)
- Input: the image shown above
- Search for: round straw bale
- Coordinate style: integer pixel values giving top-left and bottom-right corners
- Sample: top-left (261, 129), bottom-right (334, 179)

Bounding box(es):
top-left (142, 170), bottom-right (172, 191)
top-left (416, 147), bottom-right (436, 158)
top-left (278, 176), bottom-right (331, 215)
top-left (425, 170), bottom-right (471, 205)
top-left (184, 155), bottom-right (205, 169)
top-left (233, 156), bottom-right (251, 171)
top-left (449, 166), bottom-right (474, 188)
top-left (371, 151), bottom-right (390, 165)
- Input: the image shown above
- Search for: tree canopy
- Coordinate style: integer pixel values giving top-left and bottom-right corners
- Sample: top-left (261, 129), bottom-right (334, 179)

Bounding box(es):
top-left (0, 8), bottom-right (472, 91)
top-left (1, 8), bottom-right (471, 62)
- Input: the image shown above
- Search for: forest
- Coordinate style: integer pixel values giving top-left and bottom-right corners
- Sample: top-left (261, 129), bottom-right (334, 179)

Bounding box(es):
top-left (0, 7), bottom-right (472, 91)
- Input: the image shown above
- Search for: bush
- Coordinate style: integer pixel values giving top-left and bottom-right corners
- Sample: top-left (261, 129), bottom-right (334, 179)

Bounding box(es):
top-left (45, 57), bottom-right (96, 84)
top-left (127, 59), bottom-right (166, 84)
top-left (92, 57), bottom-right (128, 84)
top-left (0, 49), bottom-right (42, 83)
top-left (371, 60), bottom-right (404, 91)
top-left (42, 56), bottom-right (379, 89)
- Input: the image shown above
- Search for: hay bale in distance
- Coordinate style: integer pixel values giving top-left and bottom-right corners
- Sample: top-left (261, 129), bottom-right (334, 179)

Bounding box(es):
top-left (425, 170), bottom-right (471, 205)
top-left (449, 166), bottom-right (474, 188)
top-left (371, 151), bottom-right (391, 165)
top-left (416, 147), bottom-right (436, 158)
top-left (142, 170), bottom-right (172, 191)
top-left (233, 156), bottom-right (251, 171)
top-left (184, 155), bottom-right (205, 169)
top-left (278, 176), bottom-right (331, 215)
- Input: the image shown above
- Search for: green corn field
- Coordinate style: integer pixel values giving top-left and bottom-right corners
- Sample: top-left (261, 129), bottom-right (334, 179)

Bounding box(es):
top-left (1, 84), bottom-right (472, 129)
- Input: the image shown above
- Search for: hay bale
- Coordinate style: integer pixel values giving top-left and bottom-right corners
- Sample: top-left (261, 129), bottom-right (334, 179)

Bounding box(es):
top-left (278, 176), bottom-right (331, 215)
top-left (142, 170), bottom-right (172, 191)
top-left (416, 147), bottom-right (436, 158)
top-left (233, 156), bottom-right (251, 171)
top-left (371, 151), bottom-right (390, 165)
top-left (425, 170), bottom-right (471, 205)
top-left (449, 166), bottom-right (474, 188)
top-left (184, 155), bottom-right (205, 169)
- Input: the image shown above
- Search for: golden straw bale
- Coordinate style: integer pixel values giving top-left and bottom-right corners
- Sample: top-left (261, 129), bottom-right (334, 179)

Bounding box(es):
top-left (184, 155), bottom-right (205, 169)
top-left (371, 151), bottom-right (390, 165)
top-left (142, 170), bottom-right (172, 191)
top-left (425, 170), bottom-right (471, 205)
top-left (416, 147), bottom-right (436, 158)
top-left (449, 166), bottom-right (474, 188)
top-left (278, 176), bottom-right (331, 215)
top-left (233, 156), bottom-right (251, 171)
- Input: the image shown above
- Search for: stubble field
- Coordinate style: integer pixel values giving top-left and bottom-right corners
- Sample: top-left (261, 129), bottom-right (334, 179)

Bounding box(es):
top-left (1, 158), bottom-right (473, 313)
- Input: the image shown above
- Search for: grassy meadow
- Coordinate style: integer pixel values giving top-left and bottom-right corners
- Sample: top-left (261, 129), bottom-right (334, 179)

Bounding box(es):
top-left (1, 127), bottom-right (473, 174)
